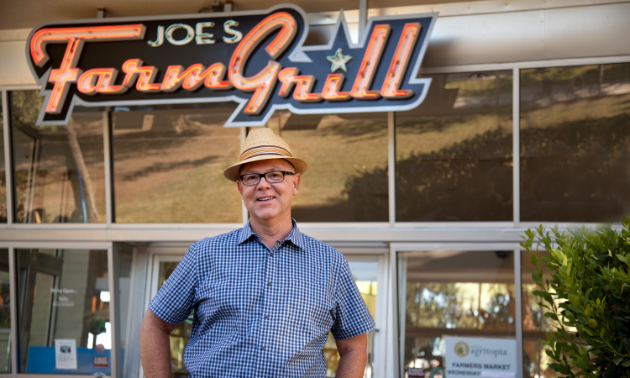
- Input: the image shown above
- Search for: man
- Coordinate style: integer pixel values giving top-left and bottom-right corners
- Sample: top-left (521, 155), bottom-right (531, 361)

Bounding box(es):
top-left (139, 128), bottom-right (375, 377)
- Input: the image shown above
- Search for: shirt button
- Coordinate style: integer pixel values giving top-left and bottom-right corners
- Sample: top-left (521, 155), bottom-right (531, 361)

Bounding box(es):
top-left (267, 282), bottom-right (272, 286)
top-left (261, 346), bottom-right (265, 351)
top-left (264, 315), bottom-right (269, 319)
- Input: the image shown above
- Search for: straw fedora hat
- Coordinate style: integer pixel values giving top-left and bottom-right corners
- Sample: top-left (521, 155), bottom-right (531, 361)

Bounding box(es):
top-left (223, 128), bottom-right (308, 182)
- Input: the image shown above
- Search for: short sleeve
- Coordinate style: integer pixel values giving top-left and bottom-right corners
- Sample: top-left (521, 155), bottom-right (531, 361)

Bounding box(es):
top-left (148, 243), bottom-right (199, 325)
top-left (330, 256), bottom-right (375, 340)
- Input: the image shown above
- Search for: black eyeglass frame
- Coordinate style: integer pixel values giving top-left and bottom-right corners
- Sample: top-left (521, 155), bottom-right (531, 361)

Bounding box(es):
top-left (239, 171), bottom-right (295, 186)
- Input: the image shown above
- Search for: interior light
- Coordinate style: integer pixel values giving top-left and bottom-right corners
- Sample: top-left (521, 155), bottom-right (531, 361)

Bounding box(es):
top-left (100, 291), bottom-right (110, 302)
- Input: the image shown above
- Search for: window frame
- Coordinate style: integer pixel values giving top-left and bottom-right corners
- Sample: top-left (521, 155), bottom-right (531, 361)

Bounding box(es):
top-left (0, 241), bottom-right (116, 378)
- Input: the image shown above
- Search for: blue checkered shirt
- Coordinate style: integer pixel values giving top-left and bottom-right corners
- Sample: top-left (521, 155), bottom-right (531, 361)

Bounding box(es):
top-left (149, 220), bottom-right (375, 377)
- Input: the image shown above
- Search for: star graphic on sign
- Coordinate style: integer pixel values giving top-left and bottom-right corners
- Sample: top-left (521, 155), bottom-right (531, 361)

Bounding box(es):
top-left (326, 48), bottom-right (352, 73)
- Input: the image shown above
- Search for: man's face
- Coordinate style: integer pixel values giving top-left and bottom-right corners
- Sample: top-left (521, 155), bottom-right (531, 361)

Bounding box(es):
top-left (237, 159), bottom-right (300, 224)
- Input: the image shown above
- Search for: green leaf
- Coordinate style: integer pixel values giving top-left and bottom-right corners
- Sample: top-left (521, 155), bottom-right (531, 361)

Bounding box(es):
top-left (531, 252), bottom-right (538, 266)
top-left (613, 356), bottom-right (623, 365)
top-left (532, 271), bottom-right (542, 283)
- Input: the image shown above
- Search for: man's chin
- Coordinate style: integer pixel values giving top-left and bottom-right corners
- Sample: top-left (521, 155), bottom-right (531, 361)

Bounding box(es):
top-left (249, 209), bottom-right (280, 221)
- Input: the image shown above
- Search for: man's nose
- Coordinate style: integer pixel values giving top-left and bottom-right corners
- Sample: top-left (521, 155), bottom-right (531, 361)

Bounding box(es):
top-left (256, 176), bottom-right (272, 189)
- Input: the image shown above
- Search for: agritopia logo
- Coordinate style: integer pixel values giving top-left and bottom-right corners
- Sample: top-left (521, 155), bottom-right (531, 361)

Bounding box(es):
top-left (26, 4), bottom-right (436, 126)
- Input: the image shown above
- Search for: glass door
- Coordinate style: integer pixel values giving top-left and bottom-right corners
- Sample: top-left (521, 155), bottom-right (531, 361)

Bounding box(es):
top-left (394, 245), bottom-right (519, 378)
top-left (146, 247), bottom-right (388, 378)
top-left (323, 255), bottom-right (387, 378)
top-left (148, 255), bottom-right (190, 378)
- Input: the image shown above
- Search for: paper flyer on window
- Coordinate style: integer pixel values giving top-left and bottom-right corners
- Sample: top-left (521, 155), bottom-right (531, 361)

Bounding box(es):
top-left (54, 339), bottom-right (78, 370)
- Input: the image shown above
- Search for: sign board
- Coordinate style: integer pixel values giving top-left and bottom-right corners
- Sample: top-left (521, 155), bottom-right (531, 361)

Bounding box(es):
top-left (93, 355), bottom-right (108, 369)
top-left (26, 4), bottom-right (436, 127)
top-left (54, 339), bottom-right (78, 370)
top-left (444, 336), bottom-right (517, 378)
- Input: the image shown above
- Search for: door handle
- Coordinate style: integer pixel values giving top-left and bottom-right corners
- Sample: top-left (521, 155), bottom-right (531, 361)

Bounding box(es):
top-left (368, 328), bottom-right (379, 378)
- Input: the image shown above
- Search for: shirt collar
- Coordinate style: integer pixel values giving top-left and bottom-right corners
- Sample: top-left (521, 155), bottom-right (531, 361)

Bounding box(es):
top-left (237, 218), bottom-right (306, 251)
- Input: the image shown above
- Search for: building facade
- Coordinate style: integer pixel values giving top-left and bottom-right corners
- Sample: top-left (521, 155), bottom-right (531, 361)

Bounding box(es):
top-left (0, 0), bottom-right (629, 377)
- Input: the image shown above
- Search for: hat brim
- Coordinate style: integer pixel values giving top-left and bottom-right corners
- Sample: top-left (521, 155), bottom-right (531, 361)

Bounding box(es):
top-left (223, 155), bottom-right (308, 182)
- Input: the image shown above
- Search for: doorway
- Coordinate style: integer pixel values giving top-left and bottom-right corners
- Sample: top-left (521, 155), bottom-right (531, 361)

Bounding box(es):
top-left (145, 244), bottom-right (389, 378)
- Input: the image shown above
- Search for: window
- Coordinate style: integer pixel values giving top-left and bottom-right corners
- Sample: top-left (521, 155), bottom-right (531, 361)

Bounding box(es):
top-left (16, 248), bottom-right (111, 374)
top-left (11, 91), bottom-right (106, 223)
top-left (520, 63), bottom-right (630, 222)
top-left (277, 112), bottom-right (389, 222)
top-left (398, 250), bottom-right (516, 377)
top-left (395, 71), bottom-right (513, 221)
top-left (111, 104), bottom-right (242, 223)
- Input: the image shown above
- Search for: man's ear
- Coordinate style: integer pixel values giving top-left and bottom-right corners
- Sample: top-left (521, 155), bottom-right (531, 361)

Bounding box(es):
top-left (292, 173), bottom-right (301, 196)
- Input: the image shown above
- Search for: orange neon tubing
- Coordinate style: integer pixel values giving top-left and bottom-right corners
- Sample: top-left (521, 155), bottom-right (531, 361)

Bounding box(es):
top-left (322, 74), bottom-right (351, 101)
top-left (351, 24), bottom-right (390, 100)
top-left (228, 12), bottom-right (297, 115)
top-left (381, 23), bottom-right (421, 99)
top-left (31, 24), bottom-right (145, 66)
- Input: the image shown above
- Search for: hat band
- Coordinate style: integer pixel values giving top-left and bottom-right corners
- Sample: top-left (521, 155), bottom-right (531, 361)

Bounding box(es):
top-left (239, 145), bottom-right (292, 162)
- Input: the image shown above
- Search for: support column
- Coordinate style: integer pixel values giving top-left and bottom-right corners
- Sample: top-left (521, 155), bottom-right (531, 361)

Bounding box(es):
top-left (359, 0), bottom-right (368, 41)
top-left (2, 91), bottom-right (13, 227)
top-left (388, 112), bottom-right (396, 226)
top-left (108, 243), bottom-right (122, 378)
top-left (512, 68), bottom-right (520, 226)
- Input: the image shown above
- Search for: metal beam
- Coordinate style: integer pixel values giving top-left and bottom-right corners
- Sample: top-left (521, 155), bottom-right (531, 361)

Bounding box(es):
top-left (387, 112), bottom-right (396, 226)
top-left (103, 110), bottom-right (114, 226)
top-left (513, 68), bottom-right (520, 225)
top-left (514, 249), bottom-right (524, 378)
top-left (2, 91), bottom-right (13, 227)
top-left (108, 243), bottom-right (122, 378)
top-left (8, 247), bottom-right (17, 377)
top-left (359, 0), bottom-right (368, 41)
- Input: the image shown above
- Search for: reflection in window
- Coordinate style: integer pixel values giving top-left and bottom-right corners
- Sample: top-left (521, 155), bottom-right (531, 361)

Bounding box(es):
top-left (276, 112), bottom-right (388, 222)
top-left (0, 100), bottom-right (6, 222)
top-left (395, 71), bottom-right (513, 221)
top-left (11, 91), bottom-right (106, 223)
top-left (0, 249), bottom-right (10, 372)
top-left (398, 250), bottom-right (515, 377)
top-left (112, 104), bottom-right (242, 223)
top-left (521, 251), bottom-right (561, 378)
top-left (16, 248), bottom-right (110, 374)
top-left (520, 63), bottom-right (630, 222)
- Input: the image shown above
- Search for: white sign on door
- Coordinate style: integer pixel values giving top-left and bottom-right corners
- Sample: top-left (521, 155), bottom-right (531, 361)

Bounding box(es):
top-left (444, 336), bottom-right (517, 378)
top-left (54, 339), bottom-right (78, 370)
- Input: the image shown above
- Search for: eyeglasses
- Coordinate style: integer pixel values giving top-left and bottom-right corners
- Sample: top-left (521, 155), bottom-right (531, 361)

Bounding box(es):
top-left (239, 171), bottom-right (295, 186)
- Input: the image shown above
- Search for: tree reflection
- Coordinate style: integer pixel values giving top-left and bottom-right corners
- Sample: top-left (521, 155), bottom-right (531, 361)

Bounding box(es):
top-left (406, 283), bottom-right (515, 330)
top-left (520, 63), bottom-right (630, 222)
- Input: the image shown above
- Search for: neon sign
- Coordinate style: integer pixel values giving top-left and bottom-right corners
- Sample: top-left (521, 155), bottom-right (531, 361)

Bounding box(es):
top-left (26, 4), bottom-right (437, 126)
